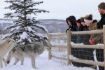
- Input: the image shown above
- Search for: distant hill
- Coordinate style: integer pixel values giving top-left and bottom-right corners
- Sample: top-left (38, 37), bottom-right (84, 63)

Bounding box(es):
top-left (0, 19), bottom-right (68, 33)
top-left (39, 19), bottom-right (68, 33)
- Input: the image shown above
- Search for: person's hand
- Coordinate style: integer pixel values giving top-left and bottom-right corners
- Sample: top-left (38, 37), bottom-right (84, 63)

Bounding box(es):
top-left (89, 38), bottom-right (96, 45)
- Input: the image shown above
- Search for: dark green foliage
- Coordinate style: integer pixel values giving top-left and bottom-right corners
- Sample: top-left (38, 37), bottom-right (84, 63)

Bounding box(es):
top-left (4, 0), bottom-right (49, 45)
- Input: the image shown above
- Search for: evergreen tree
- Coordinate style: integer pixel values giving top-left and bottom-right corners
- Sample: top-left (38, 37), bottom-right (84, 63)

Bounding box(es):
top-left (4, 0), bottom-right (49, 45)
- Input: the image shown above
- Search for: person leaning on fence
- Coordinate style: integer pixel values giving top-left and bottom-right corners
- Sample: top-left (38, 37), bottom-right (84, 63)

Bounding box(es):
top-left (66, 16), bottom-right (85, 67)
top-left (75, 19), bottom-right (84, 43)
top-left (82, 14), bottom-right (93, 45)
top-left (89, 20), bottom-right (97, 45)
top-left (66, 15), bottom-right (77, 43)
top-left (66, 15), bottom-right (77, 31)
top-left (80, 15), bottom-right (95, 63)
top-left (89, 20), bottom-right (97, 30)
top-left (70, 16), bottom-right (95, 68)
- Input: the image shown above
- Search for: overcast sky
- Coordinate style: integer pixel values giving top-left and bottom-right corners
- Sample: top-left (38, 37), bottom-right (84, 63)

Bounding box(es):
top-left (0, 0), bottom-right (105, 20)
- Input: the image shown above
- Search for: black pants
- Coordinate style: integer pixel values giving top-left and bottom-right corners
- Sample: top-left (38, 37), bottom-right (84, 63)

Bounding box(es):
top-left (71, 49), bottom-right (104, 70)
top-left (71, 48), bottom-right (94, 67)
top-left (96, 49), bottom-right (104, 70)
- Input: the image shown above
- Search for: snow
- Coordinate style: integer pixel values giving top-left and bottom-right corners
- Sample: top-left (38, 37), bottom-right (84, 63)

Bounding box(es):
top-left (20, 32), bottom-right (28, 40)
top-left (19, 31), bottom-right (32, 43)
top-left (14, 26), bottom-right (20, 30)
top-left (27, 26), bottom-right (34, 32)
top-left (1, 33), bottom-right (12, 39)
top-left (0, 51), bottom-right (94, 70)
top-left (69, 55), bottom-right (79, 60)
top-left (36, 33), bottom-right (47, 38)
top-left (19, 31), bottom-right (31, 43)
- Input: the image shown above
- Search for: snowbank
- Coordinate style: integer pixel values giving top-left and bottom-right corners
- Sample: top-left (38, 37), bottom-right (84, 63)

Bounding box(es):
top-left (0, 51), bottom-right (94, 70)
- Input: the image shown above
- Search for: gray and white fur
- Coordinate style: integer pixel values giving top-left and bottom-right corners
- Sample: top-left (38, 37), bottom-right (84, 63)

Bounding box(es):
top-left (6, 37), bottom-right (51, 69)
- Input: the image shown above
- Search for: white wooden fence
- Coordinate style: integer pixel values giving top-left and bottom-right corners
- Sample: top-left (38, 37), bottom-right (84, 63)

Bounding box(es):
top-left (48, 33), bottom-right (67, 61)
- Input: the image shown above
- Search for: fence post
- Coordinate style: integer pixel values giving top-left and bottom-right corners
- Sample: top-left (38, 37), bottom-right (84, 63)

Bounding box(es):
top-left (67, 30), bottom-right (72, 64)
top-left (47, 33), bottom-right (52, 60)
top-left (103, 25), bottom-right (105, 69)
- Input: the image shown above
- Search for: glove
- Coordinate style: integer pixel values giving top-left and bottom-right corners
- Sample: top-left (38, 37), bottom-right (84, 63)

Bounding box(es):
top-left (89, 38), bottom-right (96, 45)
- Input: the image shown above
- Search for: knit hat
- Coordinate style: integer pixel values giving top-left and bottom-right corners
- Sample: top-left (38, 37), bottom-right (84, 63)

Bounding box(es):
top-left (84, 14), bottom-right (93, 20)
top-left (98, 2), bottom-right (105, 9)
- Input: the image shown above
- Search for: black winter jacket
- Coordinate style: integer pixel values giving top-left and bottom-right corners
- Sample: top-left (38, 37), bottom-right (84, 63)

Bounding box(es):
top-left (97, 14), bottom-right (105, 29)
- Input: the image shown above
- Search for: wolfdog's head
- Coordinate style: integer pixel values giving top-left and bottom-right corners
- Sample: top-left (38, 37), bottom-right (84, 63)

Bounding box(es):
top-left (6, 38), bottom-right (16, 51)
top-left (42, 37), bottom-right (52, 51)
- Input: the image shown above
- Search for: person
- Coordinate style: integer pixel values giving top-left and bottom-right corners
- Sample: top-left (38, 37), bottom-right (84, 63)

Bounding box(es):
top-left (66, 15), bottom-right (77, 43)
top-left (89, 20), bottom-right (97, 30)
top-left (89, 20), bottom-right (97, 45)
top-left (71, 16), bottom-right (94, 68)
top-left (90, 2), bottom-right (105, 70)
top-left (84, 14), bottom-right (93, 27)
top-left (97, 2), bottom-right (105, 29)
top-left (66, 15), bottom-right (77, 31)
top-left (94, 2), bottom-right (105, 44)
top-left (82, 14), bottom-right (93, 45)
top-left (96, 2), bottom-right (105, 54)
top-left (75, 19), bottom-right (83, 43)
top-left (95, 2), bottom-right (105, 70)
top-left (81, 14), bottom-right (94, 61)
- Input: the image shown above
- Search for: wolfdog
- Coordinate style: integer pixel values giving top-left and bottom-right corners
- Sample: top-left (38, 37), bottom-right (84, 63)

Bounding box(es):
top-left (6, 37), bottom-right (51, 68)
top-left (0, 38), bottom-right (15, 68)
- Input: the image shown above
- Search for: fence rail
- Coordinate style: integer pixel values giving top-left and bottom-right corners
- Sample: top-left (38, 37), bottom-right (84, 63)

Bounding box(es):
top-left (72, 29), bottom-right (103, 35)
top-left (48, 33), bottom-right (67, 61)
top-left (72, 44), bottom-right (104, 49)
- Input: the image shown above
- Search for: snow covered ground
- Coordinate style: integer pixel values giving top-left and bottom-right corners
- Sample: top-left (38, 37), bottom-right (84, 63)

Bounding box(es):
top-left (0, 51), bottom-right (94, 70)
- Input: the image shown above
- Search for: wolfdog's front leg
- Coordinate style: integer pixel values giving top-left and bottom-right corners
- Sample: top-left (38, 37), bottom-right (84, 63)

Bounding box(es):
top-left (13, 58), bottom-right (19, 65)
top-left (31, 52), bottom-right (36, 68)
top-left (3, 58), bottom-right (7, 67)
top-left (21, 58), bottom-right (24, 65)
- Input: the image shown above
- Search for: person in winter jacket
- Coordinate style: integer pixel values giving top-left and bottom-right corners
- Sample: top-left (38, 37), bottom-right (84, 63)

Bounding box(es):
top-left (93, 2), bottom-right (105, 44)
top-left (75, 19), bottom-right (83, 43)
top-left (89, 20), bottom-right (97, 30)
top-left (66, 15), bottom-right (77, 43)
top-left (89, 20), bottom-right (97, 45)
top-left (82, 14), bottom-right (93, 45)
top-left (71, 16), bottom-right (94, 68)
top-left (66, 15), bottom-right (77, 31)
top-left (94, 2), bottom-right (105, 70)
top-left (89, 2), bottom-right (105, 70)
top-left (97, 2), bottom-right (105, 29)
top-left (91, 3), bottom-right (105, 44)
